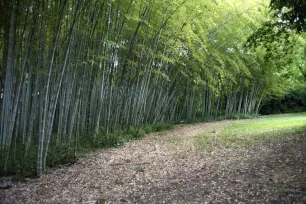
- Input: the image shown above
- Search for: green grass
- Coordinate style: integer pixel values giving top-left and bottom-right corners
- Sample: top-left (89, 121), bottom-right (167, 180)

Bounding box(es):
top-left (196, 113), bottom-right (306, 151)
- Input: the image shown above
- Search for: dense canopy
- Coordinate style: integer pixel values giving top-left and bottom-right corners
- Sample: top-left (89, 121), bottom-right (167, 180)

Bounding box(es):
top-left (0, 0), bottom-right (305, 176)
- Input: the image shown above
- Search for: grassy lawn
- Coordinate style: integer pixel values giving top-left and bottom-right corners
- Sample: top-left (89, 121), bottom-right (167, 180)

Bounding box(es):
top-left (196, 113), bottom-right (306, 151)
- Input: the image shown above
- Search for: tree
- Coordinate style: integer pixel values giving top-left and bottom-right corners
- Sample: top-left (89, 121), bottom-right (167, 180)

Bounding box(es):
top-left (0, 0), bottom-right (300, 177)
top-left (270, 0), bottom-right (306, 32)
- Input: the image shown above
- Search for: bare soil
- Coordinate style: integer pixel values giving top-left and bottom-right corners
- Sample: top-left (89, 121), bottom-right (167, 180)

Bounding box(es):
top-left (1, 120), bottom-right (305, 204)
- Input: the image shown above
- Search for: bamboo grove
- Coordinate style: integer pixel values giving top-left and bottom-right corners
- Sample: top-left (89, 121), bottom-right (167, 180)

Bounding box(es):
top-left (0, 0), bottom-right (305, 176)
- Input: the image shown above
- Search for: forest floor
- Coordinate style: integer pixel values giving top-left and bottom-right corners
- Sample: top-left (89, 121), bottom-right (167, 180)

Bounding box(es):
top-left (1, 116), bottom-right (306, 204)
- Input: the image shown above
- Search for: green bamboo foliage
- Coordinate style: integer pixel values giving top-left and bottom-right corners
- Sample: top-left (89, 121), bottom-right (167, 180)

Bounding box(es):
top-left (0, 0), bottom-right (301, 175)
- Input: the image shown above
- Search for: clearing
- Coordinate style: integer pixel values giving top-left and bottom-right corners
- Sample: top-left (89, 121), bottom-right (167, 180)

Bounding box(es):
top-left (1, 113), bottom-right (306, 203)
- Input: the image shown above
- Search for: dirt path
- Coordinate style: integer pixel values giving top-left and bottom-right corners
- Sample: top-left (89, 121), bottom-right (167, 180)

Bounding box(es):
top-left (1, 120), bottom-right (306, 204)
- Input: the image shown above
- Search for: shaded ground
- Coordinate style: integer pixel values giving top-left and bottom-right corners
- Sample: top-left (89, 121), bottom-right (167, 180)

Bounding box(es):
top-left (1, 120), bottom-right (305, 203)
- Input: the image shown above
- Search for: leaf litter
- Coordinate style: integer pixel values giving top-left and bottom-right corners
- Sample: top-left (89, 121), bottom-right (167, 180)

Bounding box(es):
top-left (0, 120), bottom-right (305, 203)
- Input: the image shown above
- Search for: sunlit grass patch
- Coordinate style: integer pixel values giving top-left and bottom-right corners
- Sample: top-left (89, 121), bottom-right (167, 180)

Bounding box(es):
top-left (220, 113), bottom-right (306, 146)
top-left (196, 113), bottom-right (306, 151)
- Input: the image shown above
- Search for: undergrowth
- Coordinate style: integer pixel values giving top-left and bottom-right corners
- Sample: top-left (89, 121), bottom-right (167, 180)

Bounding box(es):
top-left (1, 112), bottom-right (283, 178)
top-left (0, 122), bottom-right (174, 178)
